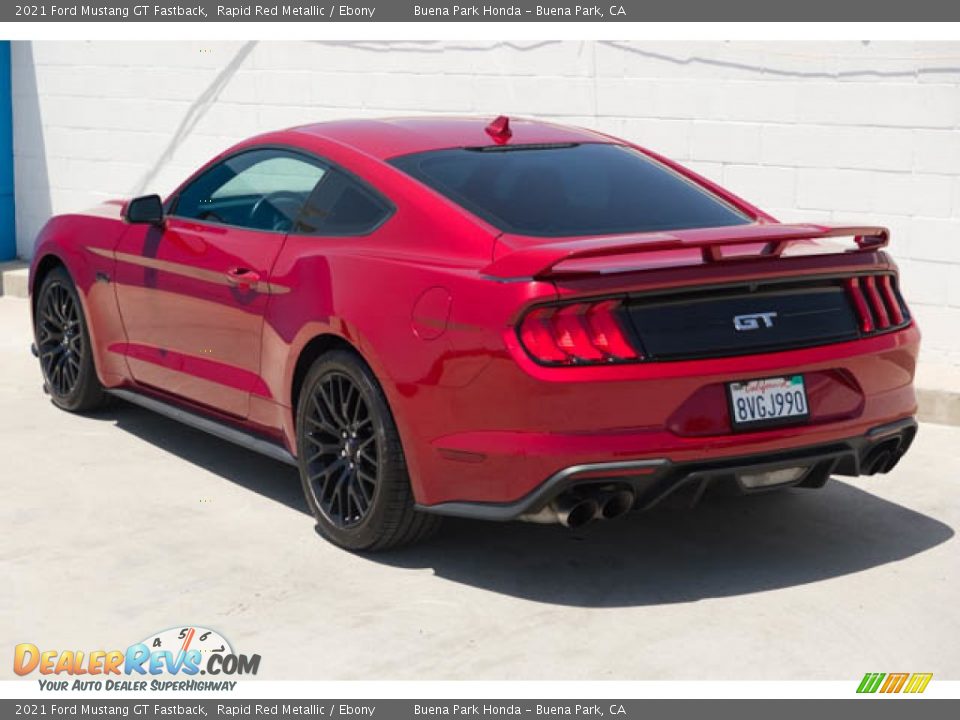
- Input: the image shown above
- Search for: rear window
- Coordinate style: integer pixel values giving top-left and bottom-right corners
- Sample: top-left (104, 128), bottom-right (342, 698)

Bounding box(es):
top-left (390, 143), bottom-right (751, 237)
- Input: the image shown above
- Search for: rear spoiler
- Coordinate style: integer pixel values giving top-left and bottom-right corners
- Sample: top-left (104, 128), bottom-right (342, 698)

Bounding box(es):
top-left (481, 224), bottom-right (889, 280)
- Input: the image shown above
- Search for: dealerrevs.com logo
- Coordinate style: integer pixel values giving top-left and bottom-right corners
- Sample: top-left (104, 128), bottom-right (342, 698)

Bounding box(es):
top-left (14, 626), bottom-right (260, 691)
top-left (857, 672), bottom-right (933, 695)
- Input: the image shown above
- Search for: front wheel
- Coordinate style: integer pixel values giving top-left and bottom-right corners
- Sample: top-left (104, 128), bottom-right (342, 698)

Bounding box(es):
top-left (34, 266), bottom-right (109, 413)
top-left (295, 350), bottom-right (440, 551)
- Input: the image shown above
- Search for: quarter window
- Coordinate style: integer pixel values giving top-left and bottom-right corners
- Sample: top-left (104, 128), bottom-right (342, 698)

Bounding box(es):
top-left (295, 169), bottom-right (392, 236)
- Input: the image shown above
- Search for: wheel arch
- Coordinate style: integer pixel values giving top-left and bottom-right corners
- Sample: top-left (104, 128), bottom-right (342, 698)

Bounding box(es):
top-left (286, 330), bottom-right (427, 498)
top-left (290, 333), bottom-right (371, 417)
top-left (30, 253), bottom-right (67, 312)
top-left (288, 329), bottom-right (438, 543)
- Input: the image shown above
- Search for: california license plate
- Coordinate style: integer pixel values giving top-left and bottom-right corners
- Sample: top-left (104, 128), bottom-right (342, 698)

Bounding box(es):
top-left (727, 375), bottom-right (809, 429)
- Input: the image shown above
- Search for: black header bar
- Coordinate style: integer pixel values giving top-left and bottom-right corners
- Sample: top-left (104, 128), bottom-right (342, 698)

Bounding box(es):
top-left (0, 699), bottom-right (958, 720)
top-left (5, 1), bottom-right (960, 22)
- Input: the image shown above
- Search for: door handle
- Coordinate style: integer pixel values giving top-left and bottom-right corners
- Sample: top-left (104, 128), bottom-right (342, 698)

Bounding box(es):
top-left (226, 267), bottom-right (261, 288)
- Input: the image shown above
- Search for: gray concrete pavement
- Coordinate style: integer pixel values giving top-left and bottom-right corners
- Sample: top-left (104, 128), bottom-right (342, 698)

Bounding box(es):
top-left (1, 295), bottom-right (958, 680)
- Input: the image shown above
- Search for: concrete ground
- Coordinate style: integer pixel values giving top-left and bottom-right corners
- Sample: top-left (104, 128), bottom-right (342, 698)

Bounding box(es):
top-left (1, 295), bottom-right (957, 680)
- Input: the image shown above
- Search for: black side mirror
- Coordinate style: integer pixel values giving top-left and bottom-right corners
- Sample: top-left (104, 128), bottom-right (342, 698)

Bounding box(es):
top-left (124, 194), bottom-right (165, 226)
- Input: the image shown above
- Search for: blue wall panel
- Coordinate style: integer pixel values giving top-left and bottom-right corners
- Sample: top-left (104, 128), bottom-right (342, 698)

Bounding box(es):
top-left (0, 41), bottom-right (15, 261)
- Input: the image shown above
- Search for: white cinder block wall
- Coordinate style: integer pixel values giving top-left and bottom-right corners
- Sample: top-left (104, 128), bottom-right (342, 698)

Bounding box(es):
top-left (11, 41), bottom-right (960, 364)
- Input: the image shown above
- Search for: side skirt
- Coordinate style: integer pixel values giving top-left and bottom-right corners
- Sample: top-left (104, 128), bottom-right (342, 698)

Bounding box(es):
top-left (106, 388), bottom-right (297, 467)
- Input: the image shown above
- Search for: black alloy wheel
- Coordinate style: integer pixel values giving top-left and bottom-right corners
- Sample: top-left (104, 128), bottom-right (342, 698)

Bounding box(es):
top-left (296, 350), bottom-right (440, 551)
top-left (34, 266), bottom-right (108, 412)
top-left (37, 281), bottom-right (84, 397)
top-left (302, 370), bottom-right (379, 528)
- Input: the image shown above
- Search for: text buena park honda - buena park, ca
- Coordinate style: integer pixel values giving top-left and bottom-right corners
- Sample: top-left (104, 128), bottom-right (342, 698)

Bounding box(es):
top-left (414, 5), bottom-right (627, 17)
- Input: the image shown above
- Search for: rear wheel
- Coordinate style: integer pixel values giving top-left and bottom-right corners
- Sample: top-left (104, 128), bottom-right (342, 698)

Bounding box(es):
top-left (296, 350), bottom-right (440, 551)
top-left (34, 267), bottom-right (109, 412)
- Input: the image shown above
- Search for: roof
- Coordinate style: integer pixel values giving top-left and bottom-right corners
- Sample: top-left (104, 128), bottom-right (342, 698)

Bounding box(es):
top-left (287, 116), bottom-right (613, 160)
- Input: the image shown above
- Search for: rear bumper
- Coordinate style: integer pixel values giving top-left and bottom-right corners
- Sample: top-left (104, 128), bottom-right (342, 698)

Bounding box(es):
top-left (403, 322), bottom-right (919, 507)
top-left (417, 417), bottom-right (918, 521)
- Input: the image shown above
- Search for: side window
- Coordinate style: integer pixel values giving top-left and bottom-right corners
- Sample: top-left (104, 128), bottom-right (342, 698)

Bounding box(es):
top-left (295, 169), bottom-right (392, 236)
top-left (174, 149), bottom-right (327, 233)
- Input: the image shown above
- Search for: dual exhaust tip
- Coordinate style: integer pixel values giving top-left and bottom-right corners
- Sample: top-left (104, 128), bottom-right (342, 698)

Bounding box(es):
top-left (521, 487), bottom-right (636, 529)
top-left (860, 426), bottom-right (916, 476)
top-left (860, 437), bottom-right (906, 476)
top-left (522, 428), bottom-right (914, 528)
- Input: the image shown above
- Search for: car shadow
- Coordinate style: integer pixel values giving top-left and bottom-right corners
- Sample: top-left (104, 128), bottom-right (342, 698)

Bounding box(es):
top-left (382, 484), bottom-right (954, 607)
top-left (103, 401), bottom-right (954, 608)
top-left (103, 402), bottom-right (307, 514)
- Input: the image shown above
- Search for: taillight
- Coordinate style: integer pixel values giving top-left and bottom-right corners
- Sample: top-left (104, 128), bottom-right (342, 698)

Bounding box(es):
top-left (863, 276), bottom-right (890, 329)
top-left (878, 274), bottom-right (905, 325)
top-left (585, 300), bottom-right (637, 359)
top-left (845, 277), bottom-right (874, 333)
top-left (845, 274), bottom-right (910, 336)
top-left (517, 299), bottom-right (640, 365)
top-left (518, 308), bottom-right (568, 363)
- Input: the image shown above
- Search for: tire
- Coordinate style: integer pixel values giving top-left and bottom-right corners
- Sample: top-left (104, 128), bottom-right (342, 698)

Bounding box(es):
top-left (296, 349), bottom-right (440, 551)
top-left (34, 266), bottom-right (110, 413)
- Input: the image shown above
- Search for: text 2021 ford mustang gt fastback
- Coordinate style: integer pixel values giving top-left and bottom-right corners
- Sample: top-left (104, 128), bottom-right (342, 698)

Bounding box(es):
top-left (30, 116), bottom-right (920, 550)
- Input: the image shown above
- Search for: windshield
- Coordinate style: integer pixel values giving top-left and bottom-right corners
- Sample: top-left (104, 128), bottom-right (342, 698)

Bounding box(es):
top-left (390, 143), bottom-right (752, 237)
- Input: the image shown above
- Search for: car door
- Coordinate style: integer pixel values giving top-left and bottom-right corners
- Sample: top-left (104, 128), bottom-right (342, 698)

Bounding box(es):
top-left (113, 148), bottom-right (327, 418)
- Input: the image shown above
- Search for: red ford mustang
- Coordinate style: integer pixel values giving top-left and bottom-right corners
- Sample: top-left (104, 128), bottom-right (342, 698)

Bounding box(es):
top-left (29, 116), bottom-right (920, 550)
